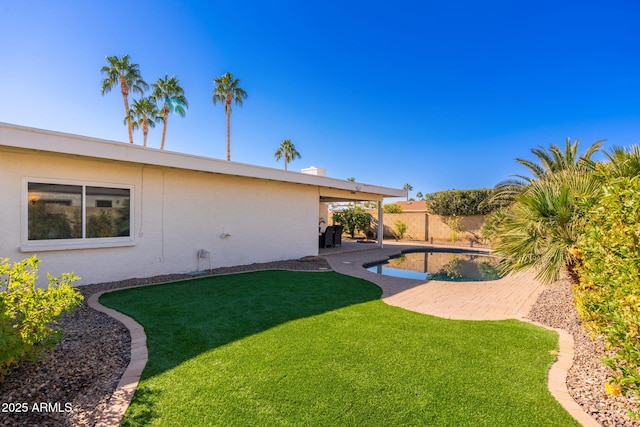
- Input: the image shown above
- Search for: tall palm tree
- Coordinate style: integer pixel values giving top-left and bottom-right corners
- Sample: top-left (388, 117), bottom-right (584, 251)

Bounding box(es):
top-left (403, 183), bottom-right (413, 201)
top-left (126, 97), bottom-right (160, 147)
top-left (483, 138), bottom-right (604, 208)
top-left (152, 75), bottom-right (188, 150)
top-left (274, 139), bottom-right (301, 171)
top-left (100, 55), bottom-right (148, 144)
top-left (212, 72), bottom-right (247, 161)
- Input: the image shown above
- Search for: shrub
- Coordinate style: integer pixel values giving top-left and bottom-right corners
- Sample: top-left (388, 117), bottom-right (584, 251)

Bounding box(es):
top-left (424, 189), bottom-right (494, 216)
top-left (576, 176), bottom-right (640, 405)
top-left (394, 220), bottom-right (407, 240)
top-left (445, 216), bottom-right (462, 243)
top-left (333, 206), bottom-right (372, 238)
top-left (383, 203), bottom-right (404, 213)
top-left (0, 256), bottom-right (83, 382)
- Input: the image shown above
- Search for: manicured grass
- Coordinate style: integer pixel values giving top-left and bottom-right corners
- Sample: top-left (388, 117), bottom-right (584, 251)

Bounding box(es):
top-left (100, 271), bottom-right (579, 426)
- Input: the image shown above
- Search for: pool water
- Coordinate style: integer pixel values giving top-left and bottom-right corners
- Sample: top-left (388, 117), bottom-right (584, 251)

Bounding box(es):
top-left (364, 249), bottom-right (503, 282)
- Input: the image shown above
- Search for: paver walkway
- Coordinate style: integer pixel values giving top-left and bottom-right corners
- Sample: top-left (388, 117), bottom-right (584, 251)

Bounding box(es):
top-left (323, 241), bottom-right (544, 320)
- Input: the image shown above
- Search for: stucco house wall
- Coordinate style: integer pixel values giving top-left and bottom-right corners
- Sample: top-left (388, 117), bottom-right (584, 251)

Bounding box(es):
top-left (1, 148), bottom-right (317, 286)
top-left (1, 123), bottom-right (404, 287)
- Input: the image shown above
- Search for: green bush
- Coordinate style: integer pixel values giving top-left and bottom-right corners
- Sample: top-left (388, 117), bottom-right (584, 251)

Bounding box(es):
top-left (0, 256), bottom-right (83, 382)
top-left (383, 203), bottom-right (404, 213)
top-left (333, 206), bottom-right (372, 238)
top-left (424, 189), bottom-right (494, 216)
top-left (576, 176), bottom-right (640, 402)
top-left (394, 220), bottom-right (407, 239)
top-left (445, 216), bottom-right (463, 243)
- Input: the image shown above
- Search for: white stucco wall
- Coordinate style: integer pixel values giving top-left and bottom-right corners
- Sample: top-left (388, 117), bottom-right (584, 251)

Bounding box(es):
top-left (1, 148), bottom-right (319, 286)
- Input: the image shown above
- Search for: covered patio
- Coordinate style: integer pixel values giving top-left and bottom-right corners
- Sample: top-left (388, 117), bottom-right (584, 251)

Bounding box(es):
top-left (317, 186), bottom-right (404, 252)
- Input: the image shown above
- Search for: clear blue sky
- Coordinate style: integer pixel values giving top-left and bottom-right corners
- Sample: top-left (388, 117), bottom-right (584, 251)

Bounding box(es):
top-left (2, 1), bottom-right (639, 197)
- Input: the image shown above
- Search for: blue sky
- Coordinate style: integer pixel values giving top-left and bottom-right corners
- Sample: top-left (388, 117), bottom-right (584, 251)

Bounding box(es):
top-left (1, 1), bottom-right (639, 197)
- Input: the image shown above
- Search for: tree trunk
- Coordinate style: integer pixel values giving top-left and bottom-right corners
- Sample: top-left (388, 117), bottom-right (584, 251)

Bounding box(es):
top-left (161, 108), bottom-right (168, 150)
top-left (142, 118), bottom-right (148, 147)
top-left (121, 80), bottom-right (133, 144)
top-left (226, 104), bottom-right (231, 161)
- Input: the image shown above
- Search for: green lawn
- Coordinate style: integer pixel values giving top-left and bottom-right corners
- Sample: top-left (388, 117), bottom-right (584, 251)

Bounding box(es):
top-left (99, 270), bottom-right (579, 426)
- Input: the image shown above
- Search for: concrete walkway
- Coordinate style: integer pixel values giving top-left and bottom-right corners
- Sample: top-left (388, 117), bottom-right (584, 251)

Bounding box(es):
top-left (322, 241), bottom-right (599, 427)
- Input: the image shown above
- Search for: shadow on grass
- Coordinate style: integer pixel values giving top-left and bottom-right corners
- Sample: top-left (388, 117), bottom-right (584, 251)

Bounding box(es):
top-left (99, 270), bottom-right (380, 425)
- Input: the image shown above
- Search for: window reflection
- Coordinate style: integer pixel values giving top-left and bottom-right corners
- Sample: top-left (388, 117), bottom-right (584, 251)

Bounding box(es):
top-left (27, 183), bottom-right (131, 240)
top-left (86, 187), bottom-right (130, 237)
top-left (28, 183), bottom-right (82, 239)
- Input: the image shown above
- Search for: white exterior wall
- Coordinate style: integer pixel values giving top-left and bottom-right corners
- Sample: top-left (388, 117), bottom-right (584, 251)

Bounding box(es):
top-left (1, 149), bottom-right (318, 286)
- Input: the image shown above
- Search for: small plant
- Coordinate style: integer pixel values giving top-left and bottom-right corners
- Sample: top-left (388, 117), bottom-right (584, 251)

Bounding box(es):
top-left (0, 256), bottom-right (83, 382)
top-left (445, 216), bottom-right (463, 243)
top-left (394, 220), bottom-right (408, 240)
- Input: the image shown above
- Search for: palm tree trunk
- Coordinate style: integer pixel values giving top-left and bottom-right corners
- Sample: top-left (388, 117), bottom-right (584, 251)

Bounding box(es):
top-left (161, 110), bottom-right (168, 150)
top-left (121, 81), bottom-right (134, 144)
top-left (142, 118), bottom-right (148, 147)
top-left (226, 104), bottom-right (231, 161)
top-left (123, 96), bottom-right (134, 144)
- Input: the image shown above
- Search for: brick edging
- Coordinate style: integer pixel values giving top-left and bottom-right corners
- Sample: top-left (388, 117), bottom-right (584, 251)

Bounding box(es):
top-left (87, 292), bottom-right (148, 427)
top-left (527, 321), bottom-right (600, 427)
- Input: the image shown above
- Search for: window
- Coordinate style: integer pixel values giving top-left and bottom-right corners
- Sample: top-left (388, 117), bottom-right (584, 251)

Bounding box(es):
top-left (25, 181), bottom-right (132, 248)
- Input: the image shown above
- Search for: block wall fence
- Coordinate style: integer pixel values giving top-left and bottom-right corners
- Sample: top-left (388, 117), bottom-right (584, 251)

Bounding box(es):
top-left (329, 211), bottom-right (488, 248)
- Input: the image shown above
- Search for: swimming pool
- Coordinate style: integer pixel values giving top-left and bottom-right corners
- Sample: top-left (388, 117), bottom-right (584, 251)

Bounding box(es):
top-left (364, 248), bottom-right (503, 282)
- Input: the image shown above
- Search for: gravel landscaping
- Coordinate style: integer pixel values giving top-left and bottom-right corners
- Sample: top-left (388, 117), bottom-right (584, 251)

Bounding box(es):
top-left (1, 257), bottom-right (638, 426)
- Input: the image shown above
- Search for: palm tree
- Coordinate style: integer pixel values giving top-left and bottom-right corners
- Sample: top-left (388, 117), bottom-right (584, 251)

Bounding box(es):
top-left (483, 138), bottom-right (604, 208)
top-left (152, 75), bottom-right (188, 150)
top-left (494, 171), bottom-right (600, 284)
top-left (600, 144), bottom-right (640, 178)
top-left (403, 183), bottom-right (413, 201)
top-left (274, 139), bottom-right (301, 171)
top-left (101, 55), bottom-right (148, 144)
top-left (212, 72), bottom-right (247, 161)
top-left (126, 97), bottom-right (160, 147)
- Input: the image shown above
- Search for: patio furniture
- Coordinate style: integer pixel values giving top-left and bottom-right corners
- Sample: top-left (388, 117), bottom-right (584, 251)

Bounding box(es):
top-left (333, 225), bottom-right (343, 247)
top-left (320, 226), bottom-right (335, 248)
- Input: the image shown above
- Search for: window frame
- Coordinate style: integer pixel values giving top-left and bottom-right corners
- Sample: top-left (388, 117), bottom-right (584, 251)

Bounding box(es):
top-left (21, 177), bottom-right (135, 252)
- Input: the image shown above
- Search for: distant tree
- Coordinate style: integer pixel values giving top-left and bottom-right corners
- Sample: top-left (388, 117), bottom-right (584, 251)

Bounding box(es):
top-left (126, 97), bottom-right (159, 147)
top-left (152, 75), bottom-right (188, 150)
top-left (425, 189), bottom-right (494, 216)
top-left (212, 72), bottom-right (247, 161)
top-left (333, 206), bottom-right (372, 238)
top-left (100, 55), bottom-right (148, 144)
top-left (383, 203), bottom-right (404, 213)
top-left (403, 183), bottom-right (413, 201)
top-left (347, 177), bottom-right (356, 182)
top-left (274, 139), bottom-right (301, 171)
top-left (415, 191), bottom-right (423, 200)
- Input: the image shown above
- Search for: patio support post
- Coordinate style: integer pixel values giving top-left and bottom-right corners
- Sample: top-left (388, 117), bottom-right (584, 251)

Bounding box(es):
top-left (377, 200), bottom-right (384, 248)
